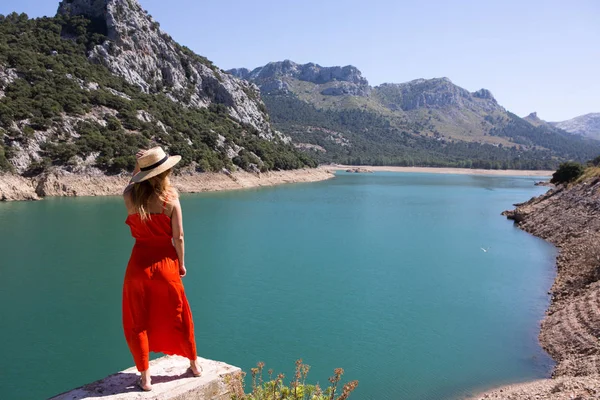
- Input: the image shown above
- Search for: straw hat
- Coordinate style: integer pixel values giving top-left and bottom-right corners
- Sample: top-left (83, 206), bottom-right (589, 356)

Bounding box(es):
top-left (131, 147), bottom-right (181, 183)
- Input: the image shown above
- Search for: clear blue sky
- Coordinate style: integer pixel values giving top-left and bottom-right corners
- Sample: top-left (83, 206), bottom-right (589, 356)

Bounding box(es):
top-left (1, 0), bottom-right (598, 121)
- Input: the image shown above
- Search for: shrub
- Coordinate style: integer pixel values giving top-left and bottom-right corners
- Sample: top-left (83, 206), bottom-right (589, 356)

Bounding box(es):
top-left (551, 161), bottom-right (584, 184)
top-left (226, 360), bottom-right (358, 400)
top-left (0, 144), bottom-right (13, 171)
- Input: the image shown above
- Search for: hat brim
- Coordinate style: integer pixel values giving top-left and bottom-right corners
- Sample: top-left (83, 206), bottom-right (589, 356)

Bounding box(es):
top-left (130, 155), bottom-right (181, 183)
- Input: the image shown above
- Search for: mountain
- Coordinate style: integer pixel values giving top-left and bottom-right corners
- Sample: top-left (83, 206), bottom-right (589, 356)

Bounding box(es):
top-left (228, 61), bottom-right (600, 169)
top-left (550, 113), bottom-right (600, 141)
top-left (229, 61), bottom-right (370, 97)
top-left (523, 112), bottom-right (548, 127)
top-left (0, 1), bottom-right (315, 177)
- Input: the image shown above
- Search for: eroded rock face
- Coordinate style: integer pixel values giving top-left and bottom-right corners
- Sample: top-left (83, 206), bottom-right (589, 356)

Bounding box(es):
top-left (228, 60), bottom-right (371, 96)
top-left (376, 78), bottom-right (501, 112)
top-left (0, 173), bottom-right (39, 201)
top-left (231, 60), bottom-right (368, 86)
top-left (57, 0), bottom-right (274, 136)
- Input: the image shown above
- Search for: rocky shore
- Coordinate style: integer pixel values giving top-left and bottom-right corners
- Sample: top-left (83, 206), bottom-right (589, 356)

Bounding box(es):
top-left (0, 168), bottom-right (335, 201)
top-left (345, 167), bottom-right (374, 173)
top-left (328, 165), bottom-right (555, 176)
top-left (472, 177), bottom-right (600, 399)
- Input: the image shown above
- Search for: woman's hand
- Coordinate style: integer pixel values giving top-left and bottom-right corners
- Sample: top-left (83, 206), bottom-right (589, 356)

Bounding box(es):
top-left (179, 264), bottom-right (187, 277)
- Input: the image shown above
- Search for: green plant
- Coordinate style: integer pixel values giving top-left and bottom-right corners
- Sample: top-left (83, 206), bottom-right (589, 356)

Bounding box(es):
top-left (551, 161), bottom-right (585, 184)
top-left (0, 143), bottom-right (13, 171)
top-left (226, 360), bottom-right (358, 400)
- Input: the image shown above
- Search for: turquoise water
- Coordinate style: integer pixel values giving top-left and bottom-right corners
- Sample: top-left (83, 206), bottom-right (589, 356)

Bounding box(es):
top-left (0, 172), bottom-right (556, 400)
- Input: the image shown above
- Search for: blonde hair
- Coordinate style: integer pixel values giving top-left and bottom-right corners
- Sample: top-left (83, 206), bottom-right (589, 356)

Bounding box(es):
top-left (131, 169), bottom-right (179, 221)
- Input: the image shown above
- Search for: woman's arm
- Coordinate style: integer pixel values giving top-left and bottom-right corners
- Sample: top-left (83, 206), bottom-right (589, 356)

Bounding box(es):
top-left (171, 199), bottom-right (186, 277)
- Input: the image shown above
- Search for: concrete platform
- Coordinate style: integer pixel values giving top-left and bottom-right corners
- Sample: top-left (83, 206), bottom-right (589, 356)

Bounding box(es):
top-left (50, 356), bottom-right (241, 400)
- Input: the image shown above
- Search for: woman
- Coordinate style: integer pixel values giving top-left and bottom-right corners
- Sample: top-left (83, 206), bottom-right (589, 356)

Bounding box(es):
top-left (122, 147), bottom-right (201, 391)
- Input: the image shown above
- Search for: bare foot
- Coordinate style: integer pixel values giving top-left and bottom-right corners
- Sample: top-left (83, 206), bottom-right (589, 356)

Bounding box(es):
top-left (189, 358), bottom-right (202, 377)
top-left (139, 370), bottom-right (152, 391)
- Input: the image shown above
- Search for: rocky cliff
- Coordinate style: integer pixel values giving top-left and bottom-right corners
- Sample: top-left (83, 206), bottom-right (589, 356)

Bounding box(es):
top-left (375, 78), bottom-right (501, 112)
top-left (57, 0), bottom-right (272, 135)
top-left (228, 60), bottom-right (370, 96)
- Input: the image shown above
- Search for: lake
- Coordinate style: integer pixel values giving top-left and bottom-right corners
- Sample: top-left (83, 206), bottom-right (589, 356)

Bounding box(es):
top-left (0, 172), bottom-right (556, 399)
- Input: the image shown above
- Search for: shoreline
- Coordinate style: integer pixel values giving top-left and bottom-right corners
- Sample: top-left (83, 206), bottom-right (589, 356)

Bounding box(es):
top-left (0, 168), bottom-right (335, 202)
top-left (469, 181), bottom-right (600, 399)
top-left (327, 165), bottom-right (554, 177)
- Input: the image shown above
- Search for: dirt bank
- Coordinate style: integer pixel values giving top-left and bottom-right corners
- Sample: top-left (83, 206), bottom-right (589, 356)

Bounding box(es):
top-left (0, 168), bottom-right (335, 201)
top-left (472, 178), bottom-right (600, 398)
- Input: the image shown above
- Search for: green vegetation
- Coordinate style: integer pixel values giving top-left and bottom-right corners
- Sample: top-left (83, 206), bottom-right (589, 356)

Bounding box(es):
top-left (551, 161), bottom-right (585, 184)
top-left (264, 94), bottom-right (560, 169)
top-left (227, 360), bottom-right (358, 400)
top-left (0, 12), bottom-right (314, 174)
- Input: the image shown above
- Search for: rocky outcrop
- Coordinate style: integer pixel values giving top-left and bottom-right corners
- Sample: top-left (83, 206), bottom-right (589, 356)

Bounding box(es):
top-left (472, 88), bottom-right (495, 100)
top-left (229, 60), bottom-right (368, 86)
top-left (483, 176), bottom-right (600, 398)
top-left (228, 60), bottom-right (370, 96)
top-left (345, 167), bottom-right (373, 173)
top-left (523, 111), bottom-right (549, 127)
top-left (0, 64), bottom-right (18, 99)
top-left (375, 78), bottom-right (501, 112)
top-left (0, 173), bottom-right (39, 201)
top-left (57, 0), bottom-right (274, 136)
top-left (551, 113), bottom-right (600, 141)
top-left (50, 355), bottom-right (240, 400)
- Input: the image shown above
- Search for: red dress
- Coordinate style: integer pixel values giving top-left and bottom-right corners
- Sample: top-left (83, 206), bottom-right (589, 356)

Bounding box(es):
top-left (122, 205), bottom-right (197, 371)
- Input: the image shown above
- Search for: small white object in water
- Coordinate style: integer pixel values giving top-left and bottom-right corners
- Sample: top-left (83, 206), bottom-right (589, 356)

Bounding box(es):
top-left (481, 247), bottom-right (489, 253)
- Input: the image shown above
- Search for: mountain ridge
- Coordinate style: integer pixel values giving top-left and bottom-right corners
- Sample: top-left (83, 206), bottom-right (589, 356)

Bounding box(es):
top-left (551, 113), bottom-right (600, 141)
top-left (228, 60), bottom-right (600, 168)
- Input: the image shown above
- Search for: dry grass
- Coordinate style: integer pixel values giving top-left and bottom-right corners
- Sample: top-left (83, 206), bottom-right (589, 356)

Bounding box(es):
top-left (576, 166), bottom-right (600, 183)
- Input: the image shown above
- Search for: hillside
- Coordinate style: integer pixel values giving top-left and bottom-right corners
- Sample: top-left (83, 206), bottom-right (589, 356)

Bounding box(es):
top-left (0, 1), bottom-right (316, 179)
top-left (229, 61), bottom-right (600, 169)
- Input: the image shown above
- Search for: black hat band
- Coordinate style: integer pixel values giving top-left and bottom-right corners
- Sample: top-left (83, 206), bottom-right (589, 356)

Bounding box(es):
top-left (140, 155), bottom-right (169, 172)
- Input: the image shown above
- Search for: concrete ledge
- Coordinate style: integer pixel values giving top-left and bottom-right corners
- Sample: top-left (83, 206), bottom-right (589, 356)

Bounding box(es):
top-left (50, 356), bottom-right (241, 400)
